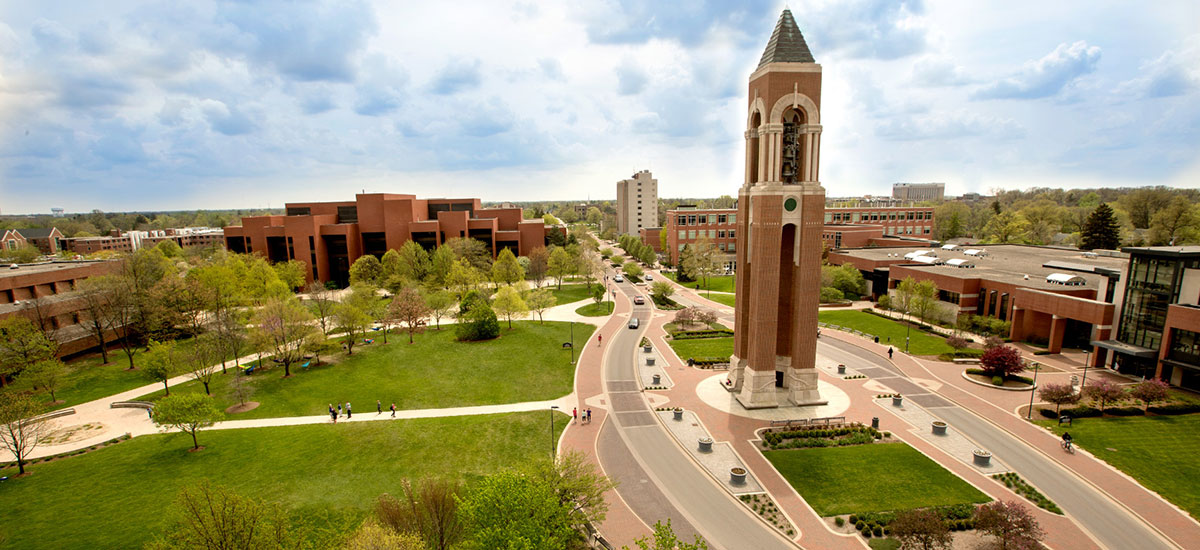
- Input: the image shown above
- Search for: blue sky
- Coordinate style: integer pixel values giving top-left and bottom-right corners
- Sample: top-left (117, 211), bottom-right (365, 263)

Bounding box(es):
top-left (0, 0), bottom-right (1197, 213)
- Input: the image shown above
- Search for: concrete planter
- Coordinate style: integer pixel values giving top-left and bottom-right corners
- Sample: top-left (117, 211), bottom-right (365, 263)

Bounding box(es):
top-left (643, 345), bottom-right (652, 353)
top-left (647, 357), bottom-right (656, 366)
top-left (673, 408), bottom-right (683, 421)
top-left (652, 374), bottom-right (661, 385)
top-left (730, 467), bottom-right (747, 484)
top-left (892, 396), bottom-right (904, 407)
top-left (698, 437), bottom-right (713, 453)
top-left (973, 449), bottom-right (992, 466)
top-left (837, 364), bottom-right (846, 374)
top-left (931, 421), bottom-right (948, 436)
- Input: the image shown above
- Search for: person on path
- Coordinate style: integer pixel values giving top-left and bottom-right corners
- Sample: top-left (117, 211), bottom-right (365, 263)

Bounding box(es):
top-left (888, 347), bottom-right (894, 360)
top-left (337, 403), bottom-right (342, 417)
top-left (346, 402), bottom-right (352, 419)
top-left (586, 408), bottom-right (592, 423)
top-left (598, 334), bottom-right (602, 347)
top-left (572, 407), bottom-right (578, 423)
top-left (390, 402), bottom-right (396, 417)
top-left (377, 400), bottom-right (382, 414)
top-left (331, 409), bottom-right (337, 423)
top-left (147, 408), bottom-right (153, 420)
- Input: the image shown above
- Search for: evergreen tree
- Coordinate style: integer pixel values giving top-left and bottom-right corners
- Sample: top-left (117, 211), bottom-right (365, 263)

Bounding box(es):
top-left (1080, 203), bottom-right (1121, 250)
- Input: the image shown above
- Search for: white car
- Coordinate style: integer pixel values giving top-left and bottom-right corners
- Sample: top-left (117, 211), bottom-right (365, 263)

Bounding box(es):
top-left (645, 274), bottom-right (653, 281)
top-left (614, 275), bottom-right (624, 283)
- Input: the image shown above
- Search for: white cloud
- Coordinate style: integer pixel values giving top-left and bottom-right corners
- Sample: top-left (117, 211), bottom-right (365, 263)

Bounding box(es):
top-left (972, 41), bottom-right (1101, 100)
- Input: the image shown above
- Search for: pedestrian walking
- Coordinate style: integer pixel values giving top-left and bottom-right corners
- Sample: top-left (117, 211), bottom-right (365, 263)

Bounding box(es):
top-left (346, 402), bottom-right (352, 419)
top-left (390, 402), bottom-right (396, 417)
top-left (572, 407), bottom-right (578, 423)
top-left (377, 400), bottom-right (382, 414)
top-left (888, 347), bottom-right (894, 360)
top-left (331, 410), bottom-right (337, 423)
top-left (598, 334), bottom-right (602, 347)
top-left (147, 408), bottom-right (153, 420)
top-left (586, 408), bottom-right (592, 423)
top-left (337, 403), bottom-right (342, 417)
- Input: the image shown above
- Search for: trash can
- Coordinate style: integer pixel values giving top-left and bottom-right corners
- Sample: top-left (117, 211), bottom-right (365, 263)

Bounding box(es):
top-left (871, 417), bottom-right (879, 429)
top-left (837, 364), bottom-right (846, 374)
top-left (874, 336), bottom-right (880, 343)
top-left (647, 357), bottom-right (656, 366)
top-left (652, 374), bottom-right (661, 385)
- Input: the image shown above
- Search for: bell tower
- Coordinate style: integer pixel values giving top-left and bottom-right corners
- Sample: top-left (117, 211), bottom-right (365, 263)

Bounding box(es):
top-left (730, 9), bottom-right (826, 409)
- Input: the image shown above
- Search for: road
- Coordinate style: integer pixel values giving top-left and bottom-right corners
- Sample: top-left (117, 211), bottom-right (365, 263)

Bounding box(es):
top-left (600, 277), bottom-right (797, 550)
top-left (818, 338), bottom-right (1176, 550)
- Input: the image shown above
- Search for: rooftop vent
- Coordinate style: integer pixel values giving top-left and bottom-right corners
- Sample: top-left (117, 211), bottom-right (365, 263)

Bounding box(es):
top-left (1046, 273), bottom-right (1087, 286)
top-left (946, 258), bottom-right (975, 268)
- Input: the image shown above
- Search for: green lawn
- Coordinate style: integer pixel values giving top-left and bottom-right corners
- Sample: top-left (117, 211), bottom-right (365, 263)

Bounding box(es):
top-left (702, 293), bottom-right (736, 308)
top-left (0, 411), bottom-right (567, 549)
top-left (138, 321), bottom-right (590, 418)
top-left (818, 310), bottom-right (954, 356)
top-left (666, 272), bottom-right (735, 293)
top-left (9, 337), bottom-right (201, 410)
top-left (1038, 415), bottom-right (1200, 519)
top-left (669, 337), bottom-right (733, 361)
top-left (549, 283), bottom-right (598, 305)
top-left (764, 443), bottom-right (989, 516)
top-left (576, 301), bottom-right (614, 317)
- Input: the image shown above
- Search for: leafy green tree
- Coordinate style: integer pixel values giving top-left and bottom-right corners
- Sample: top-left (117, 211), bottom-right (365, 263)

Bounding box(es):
top-left (908, 279), bottom-right (940, 325)
top-left (154, 240), bottom-right (184, 259)
top-left (933, 202), bottom-right (969, 241)
top-left (649, 281), bottom-right (674, 304)
top-left (823, 263), bottom-right (866, 299)
top-left (424, 290), bottom-right (456, 330)
top-left (526, 288), bottom-right (556, 323)
top-left (272, 260), bottom-right (307, 292)
top-left (446, 259), bottom-right (484, 298)
top-left (0, 316), bottom-right (58, 386)
top-left (21, 358), bottom-right (67, 403)
top-left (147, 481), bottom-right (299, 549)
top-left (526, 246), bottom-right (550, 287)
top-left (350, 255), bottom-right (384, 287)
top-left (427, 245), bottom-right (456, 288)
top-left (335, 301), bottom-right (373, 356)
top-left (681, 239), bottom-right (719, 293)
top-left (982, 211), bottom-right (1029, 244)
top-left (1080, 203), bottom-right (1122, 250)
top-left (491, 285), bottom-right (528, 329)
top-left (1119, 187), bottom-right (1174, 229)
top-left (455, 292), bottom-right (500, 342)
top-left (143, 339), bottom-right (179, 396)
top-left (252, 297), bottom-right (318, 375)
top-left (446, 237), bottom-right (492, 272)
top-left (548, 247), bottom-right (574, 289)
top-left (586, 207), bottom-right (603, 226)
top-left (820, 287), bottom-right (844, 303)
top-left (623, 261), bottom-right (644, 279)
top-left (457, 471), bottom-right (577, 550)
top-left (390, 287), bottom-right (430, 344)
top-left (396, 241), bottom-right (431, 282)
top-left (153, 393), bottom-right (223, 450)
top-left (1148, 196), bottom-right (1199, 245)
top-left (491, 248), bottom-right (524, 285)
top-left (625, 519), bottom-right (708, 550)
top-left (0, 392), bottom-right (49, 475)
top-left (381, 248), bottom-right (404, 282)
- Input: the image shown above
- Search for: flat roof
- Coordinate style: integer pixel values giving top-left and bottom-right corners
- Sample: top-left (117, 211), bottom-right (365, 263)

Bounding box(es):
top-left (837, 244), bottom-right (1127, 291)
top-left (1122, 245), bottom-right (1200, 258)
top-left (0, 260), bottom-right (116, 280)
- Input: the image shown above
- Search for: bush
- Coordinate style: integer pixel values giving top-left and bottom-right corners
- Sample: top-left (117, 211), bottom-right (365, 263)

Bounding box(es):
top-left (1060, 405), bottom-right (1102, 418)
top-left (856, 521), bottom-right (866, 531)
top-left (992, 376), bottom-right (1004, 386)
top-left (1148, 403), bottom-right (1200, 415)
top-left (455, 294), bottom-right (501, 342)
top-left (820, 286), bottom-right (845, 303)
top-left (848, 514), bottom-right (858, 524)
top-left (1039, 408), bottom-right (1060, 419)
top-left (1105, 406), bottom-right (1145, 416)
top-left (835, 517), bottom-right (845, 527)
top-left (872, 526), bottom-right (883, 537)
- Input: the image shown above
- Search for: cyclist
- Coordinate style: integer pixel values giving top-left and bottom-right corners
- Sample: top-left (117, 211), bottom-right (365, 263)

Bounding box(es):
top-left (1061, 432), bottom-right (1073, 452)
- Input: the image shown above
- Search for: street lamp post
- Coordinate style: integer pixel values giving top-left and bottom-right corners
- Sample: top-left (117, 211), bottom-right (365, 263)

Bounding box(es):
top-left (1027, 360), bottom-right (1039, 420)
top-left (1081, 348), bottom-right (1093, 390)
top-left (549, 405), bottom-right (559, 458)
top-left (570, 322), bottom-right (575, 364)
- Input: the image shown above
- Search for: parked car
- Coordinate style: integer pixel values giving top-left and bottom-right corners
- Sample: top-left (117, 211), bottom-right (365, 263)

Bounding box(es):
top-left (633, 296), bottom-right (645, 305)
top-left (614, 275), bottom-right (624, 283)
top-left (628, 317), bottom-right (640, 329)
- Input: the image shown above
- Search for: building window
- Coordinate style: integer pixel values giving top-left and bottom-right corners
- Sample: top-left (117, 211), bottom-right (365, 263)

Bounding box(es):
top-left (688, 230), bottom-right (696, 239)
top-left (677, 215), bottom-right (686, 225)
top-left (708, 230), bottom-right (717, 238)
top-left (688, 215), bottom-right (697, 225)
top-left (718, 214), bottom-right (727, 223)
top-left (699, 215), bottom-right (707, 224)
top-left (728, 230), bottom-right (735, 238)
top-left (824, 213), bottom-right (832, 223)
top-left (727, 242), bottom-right (735, 252)
top-left (728, 214), bottom-right (736, 223)
top-left (718, 230), bottom-right (725, 238)
top-left (938, 290), bottom-right (961, 304)
top-left (678, 231), bottom-right (686, 240)
top-left (718, 243), bottom-right (726, 251)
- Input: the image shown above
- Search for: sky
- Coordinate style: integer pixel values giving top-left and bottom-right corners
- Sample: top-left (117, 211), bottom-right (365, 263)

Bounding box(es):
top-left (0, 0), bottom-right (1198, 214)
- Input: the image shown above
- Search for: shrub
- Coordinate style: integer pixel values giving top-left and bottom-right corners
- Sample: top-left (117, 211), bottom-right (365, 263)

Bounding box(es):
top-left (848, 514), bottom-right (859, 524)
top-left (1105, 406), bottom-right (1145, 416)
top-left (872, 526), bottom-right (883, 537)
top-left (454, 294), bottom-right (500, 342)
top-left (835, 517), bottom-right (845, 527)
top-left (1039, 408), bottom-right (1060, 419)
top-left (856, 521), bottom-right (866, 531)
top-left (1148, 403), bottom-right (1200, 415)
top-left (991, 376), bottom-right (1004, 386)
top-left (820, 286), bottom-right (845, 303)
top-left (1038, 382), bottom-right (1079, 414)
top-left (1060, 405), bottom-right (1102, 418)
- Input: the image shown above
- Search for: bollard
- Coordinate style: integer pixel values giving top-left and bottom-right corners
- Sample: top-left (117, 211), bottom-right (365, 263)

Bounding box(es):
top-left (652, 374), bottom-right (661, 385)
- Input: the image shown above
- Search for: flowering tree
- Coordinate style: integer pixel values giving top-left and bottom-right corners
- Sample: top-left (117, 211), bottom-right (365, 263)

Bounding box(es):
top-left (1130, 379), bottom-right (1170, 411)
top-left (1037, 382), bottom-right (1079, 415)
top-left (890, 508), bottom-right (952, 550)
top-left (1083, 378), bottom-right (1125, 412)
top-left (980, 345), bottom-right (1025, 379)
top-left (974, 500), bottom-right (1044, 550)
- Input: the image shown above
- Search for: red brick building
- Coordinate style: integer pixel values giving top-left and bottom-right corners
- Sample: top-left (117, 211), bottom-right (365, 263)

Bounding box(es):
top-left (2, 227), bottom-right (64, 255)
top-left (223, 193), bottom-right (556, 286)
top-left (824, 205), bottom-right (935, 237)
top-left (0, 260), bottom-right (123, 356)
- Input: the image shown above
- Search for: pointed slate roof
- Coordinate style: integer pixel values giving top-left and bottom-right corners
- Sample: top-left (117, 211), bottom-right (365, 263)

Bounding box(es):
top-left (757, 9), bottom-right (815, 69)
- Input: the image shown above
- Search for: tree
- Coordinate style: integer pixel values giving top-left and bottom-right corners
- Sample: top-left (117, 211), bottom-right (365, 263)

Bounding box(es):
top-left (21, 358), bottom-right (67, 403)
top-left (427, 245), bottom-right (456, 288)
top-left (548, 247), bottom-right (574, 289)
top-left (350, 255), bottom-right (384, 287)
top-left (1120, 187), bottom-right (1174, 229)
top-left (187, 334), bottom-right (221, 396)
top-left (143, 339), bottom-right (179, 396)
top-left (390, 287), bottom-right (430, 344)
top-left (973, 500), bottom-right (1044, 550)
top-left (890, 508), bottom-right (952, 550)
top-left (983, 211), bottom-right (1030, 244)
top-left (526, 247), bottom-right (550, 287)
top-left (1038, 382), bottom-right (1079, 415)
top-left (625, 519), bottom-right (709, 550)
top-left (271, 259), bottom-right (307, 292)
top-left (491, 248), bottom-right (524, 285)
top-left (1080, 203), bottom-right (1121, 250)
top-left (148, 481), bottom-right (298, 549)
top-left (455, 292), bottom-right (500, 342)
top-left (649, 281), bottom-right (675, 304)
top-left (980, 345), bottom-right (1025, 379)
top-left (1, 243), bottom-right (41, 263)
top-left (76, 277), bottom-right (116, 364)
top-left (527, 288), bottom-right (556, 324)
top-left (446, 237), bottom-right (493, 272)
top-left (908, 279), bottom-right (940, 325)
top-left (1083, 378), bottom-right (1125, 412)
top-left (674, 307), bottom-right (697, 327)
top-left (424, 290), bottom-right (456, 330)
top-left (932, 202), bottom-right (969, 241)
top-left (1148, 196), bottom-right (1199, 245)
top-left (825, 264), bottom-right (866, 299)
top-left (586, 207), bottom-right (603, 226)
top-left (0, 391), bottom-right (49, 475)
top-left (446, 259), bottom-right (484, 298)
top-left (305, 281), bottom-right (337, 336)
top-left (374, 479), bottom-right (463, 550)
top-left (153, 393), bottom-right (224, 450)
top-left (381, 248), bottom-right (404, 283)
top-left (335, 301), bottom-right (373, 356)
top-left (682, 239), bottom-right (720, 294)
top-left (252, 298), bottom-right (318, 376)
top-left (945, 335), bottom-right (970, 354)
top-left (1130, 378), bottom-right (1169, 411)
top-left (395, 241), bottom-right (431, 282)
top-left (456, 471), bottom-right (577, 550)
top-left (529, 451), bottom-right (615, 536)
top-left (0, 316), bottom-right (58, 386)
top-left (229, 371), bottom-right (255, 407)
top-left (622, 261), bottom-right (644, 280)
top-left (491, 285), bottom-right (528, 329)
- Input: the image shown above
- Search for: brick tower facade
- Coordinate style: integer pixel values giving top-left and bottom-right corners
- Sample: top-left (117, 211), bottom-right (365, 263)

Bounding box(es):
top-left (730, 9), bottom-right (826, 409)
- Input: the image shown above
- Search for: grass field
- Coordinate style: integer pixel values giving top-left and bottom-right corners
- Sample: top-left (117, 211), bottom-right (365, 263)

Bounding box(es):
top-left (665, 272), bottom-right (735, 293)
top-left (1038, 415), bottom-right (1200, 519)
top-left (550, 283), bottom-right (598, 305)
top-left (9, 337), bottom-right (201, 410)
top-left (137, 321), bottom-right (589, 418)
top-left (0, 411), bottom-right (566, 549)
top-left (668, 337), bottom-right (733, 361)
top-left (702, 293), bottom-right (736, 308)
top-left (764, 443), bottom-right (989, 515)
top-left (818, 310), bottom-right (954, 356)
top-left (575, 301), bottom-right (614, 316)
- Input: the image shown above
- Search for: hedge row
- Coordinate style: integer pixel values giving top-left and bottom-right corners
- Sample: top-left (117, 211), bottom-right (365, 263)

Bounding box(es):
top-left (672, 329), bottom-right (735, 339)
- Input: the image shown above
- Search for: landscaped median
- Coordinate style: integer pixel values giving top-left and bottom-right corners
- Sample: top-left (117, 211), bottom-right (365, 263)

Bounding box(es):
top-left (818, 310), bottom-right (955, 356)
top-left (0, 411), bottom-right (568, 548)
top-left (134, 321), bottom-right (591, 419)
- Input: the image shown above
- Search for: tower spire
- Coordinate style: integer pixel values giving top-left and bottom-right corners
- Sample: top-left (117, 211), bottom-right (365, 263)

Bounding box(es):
top-left (757, 8), bottom-right (815, 69)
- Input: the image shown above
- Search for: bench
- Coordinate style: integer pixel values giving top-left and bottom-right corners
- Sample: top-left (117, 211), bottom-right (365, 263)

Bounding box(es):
top-left (953, 358), bottom-right (981, 365)
top-left (110, 401), bottom-right (154, 410)
top-left (31, 408), bottom-right (77, 423)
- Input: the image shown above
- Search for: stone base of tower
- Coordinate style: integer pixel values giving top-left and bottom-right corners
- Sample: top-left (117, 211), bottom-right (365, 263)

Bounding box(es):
top-left (736, 368), bottom-right (779, 409)
top-left (786, 369), bottom-right (827, 406)
top-left (728, 354), bottom-right (748, 392)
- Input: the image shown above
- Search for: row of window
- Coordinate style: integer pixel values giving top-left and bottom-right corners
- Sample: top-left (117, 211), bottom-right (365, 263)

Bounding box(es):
top-left (674, 213), bottom-right (736, 226)
top-left (677, 242), bottom-right (737, 252)
top-left (887, 226), bottom-right (932, 235)
top-left (678, 229), bottom-right (736, 240)
top-left (826, 211), bottom-right (932, 223)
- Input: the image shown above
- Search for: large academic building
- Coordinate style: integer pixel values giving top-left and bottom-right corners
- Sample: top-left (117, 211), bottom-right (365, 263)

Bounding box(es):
top-left (223, 193), bottom-right (558, 286)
